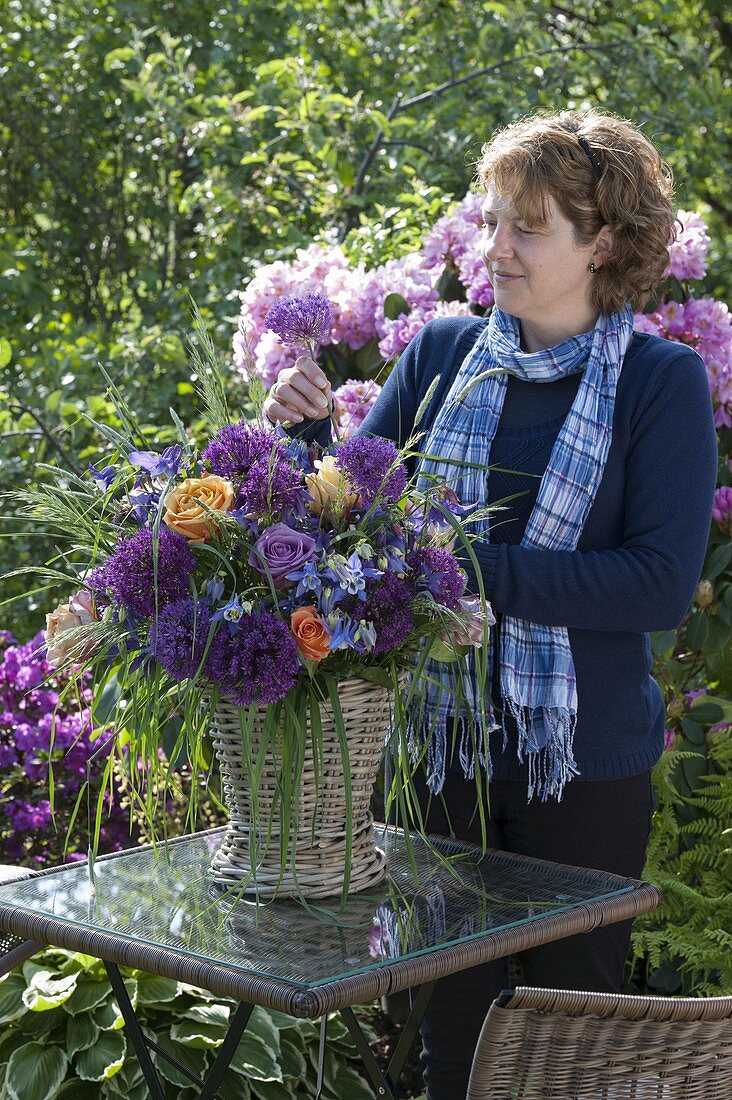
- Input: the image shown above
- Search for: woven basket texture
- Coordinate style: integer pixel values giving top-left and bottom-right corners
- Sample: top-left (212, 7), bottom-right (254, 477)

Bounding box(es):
top-left (467, 986), bottom-right (732, 1100)
top-left (209, 677), bottom-right (392, 898)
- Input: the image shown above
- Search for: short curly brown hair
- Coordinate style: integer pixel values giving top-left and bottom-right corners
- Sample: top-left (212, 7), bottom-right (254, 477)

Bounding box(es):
top-left (475, 109), bottom-right (675, 315)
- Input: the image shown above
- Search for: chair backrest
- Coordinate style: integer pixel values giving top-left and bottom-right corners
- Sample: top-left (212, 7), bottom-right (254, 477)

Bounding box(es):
top-left (0, 865), bottom-right (41, 976)
top-left (467, 986), bottom-right (732, 1100)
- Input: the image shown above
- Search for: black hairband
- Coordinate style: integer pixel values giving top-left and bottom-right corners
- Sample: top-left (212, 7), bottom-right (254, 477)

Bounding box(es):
top-left (577, 135), bottom-right (603, 181)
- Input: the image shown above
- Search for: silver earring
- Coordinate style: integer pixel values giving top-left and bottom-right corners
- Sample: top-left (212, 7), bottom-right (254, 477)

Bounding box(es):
top-left (589, 263), bottom-right (596, 273)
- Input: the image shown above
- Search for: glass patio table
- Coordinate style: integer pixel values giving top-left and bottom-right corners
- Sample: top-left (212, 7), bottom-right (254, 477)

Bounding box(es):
top-left (0, 824), bottom-right (661, 1099)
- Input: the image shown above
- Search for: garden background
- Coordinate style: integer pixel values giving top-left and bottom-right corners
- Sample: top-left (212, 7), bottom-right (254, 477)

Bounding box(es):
top-left (1, 1), bottom-right (731, 1097)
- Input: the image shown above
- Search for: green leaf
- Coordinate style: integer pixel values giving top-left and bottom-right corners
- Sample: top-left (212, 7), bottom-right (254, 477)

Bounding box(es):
top-left (62, 979), bottom-right (109, 1016)
top-left (103, 46), bottom-right (136, 72)
top-left (22, 970), bottom-right (78, 1012)
top-left (95, 982), bottom-right (136, 1031)
top-left (383, 292), bottom-right (410, 320)
top-left (134, 974), bottom-right (181, 1005)
top-left (685, 612), bottom-right (709, 651)
top-left (247, 1006), bottom-right (282, 1057)
top-left (330, 1063), bottom-right (374, 1098)
top-left (279, 1037), bottom-right (306, 1079)
top-left (170, 1018), bottom-right (226, 1049)
top-left (152, 1031), bottom-right (210, 1087)
top-left (75, 1030), bottom-right (126, 1081)
top-left (244, 1081), bottom-right (292, 1099)
top-left (650, 630), bottom-right (677, 659)
top-left (687, 701), bottom-right (726, 725)
top-left (0, 337), bottom-right (12, 368)
top-left (183, 1002), bottom-right (230, 1027)
top-left (65, 1012), bottom-right (99, 1058)
top-left (228, 1030), bottom-right (283, 1081)
top-left (690, 694), bottom-right (732, 722)
top-left (705, 542), bottom-right (732, 580)
top-left (681, 719), bottom-right (707, 746)
top-left (4, 1042), bottom-right (68, 1100)
top-left (0, 974), bottom-right (26, 1025)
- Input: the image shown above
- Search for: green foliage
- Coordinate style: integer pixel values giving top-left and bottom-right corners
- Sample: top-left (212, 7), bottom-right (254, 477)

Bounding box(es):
top-left (2, 0), bottom-right (730, 637)
top-left (631, 730), bottom-right (732, 995)
top-left (0, 949), bottom-right (375, 1099)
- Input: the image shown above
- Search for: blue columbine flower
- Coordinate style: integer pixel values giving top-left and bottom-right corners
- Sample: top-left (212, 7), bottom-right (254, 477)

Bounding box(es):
top-left (127, 486), bottom-right (157, 525)
top-left (88, 463), bottom-right (118, 490)
top-left (212, 594), bottom-right (253, 632)
top-left (325, 614), bottom-right (358, 651)
top-left (354, 619), bottom-right (378, 652)
top-left (205, 577), bottom-right (225, 604)
top-left (286, 560), bottom-right (322, 599)
top-left (129, 445), bottom-right (183, 480)
top-left (331, 551), bottom-right (382, 599)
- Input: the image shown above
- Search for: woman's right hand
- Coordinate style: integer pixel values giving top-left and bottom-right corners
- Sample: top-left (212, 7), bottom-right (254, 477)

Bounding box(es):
top-left (262, 356), bottom-right (333, 425)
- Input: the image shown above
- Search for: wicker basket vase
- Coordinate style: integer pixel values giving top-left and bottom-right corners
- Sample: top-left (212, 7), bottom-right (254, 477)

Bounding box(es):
top-left (209, 677), bottom-right (394, 899)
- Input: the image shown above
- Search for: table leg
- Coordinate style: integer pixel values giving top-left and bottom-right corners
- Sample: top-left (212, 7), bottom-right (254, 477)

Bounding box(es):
top-left (337, 980), bottom-right (436, 1099)
top-left (104, 961), bottom-right (166, 1100)
top-left (198, 1001), bottom-right (254, 1100)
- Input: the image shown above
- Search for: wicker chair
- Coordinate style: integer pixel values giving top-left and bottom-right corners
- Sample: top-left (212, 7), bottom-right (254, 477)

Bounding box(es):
top-left (0, 865), bottom-right (40, 975)
top-left (467, 986), bottom-right (732, 1100)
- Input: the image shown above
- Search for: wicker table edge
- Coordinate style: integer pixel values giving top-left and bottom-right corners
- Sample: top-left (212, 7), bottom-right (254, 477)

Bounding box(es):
top-left (0, 880), bottom-right (661, 1019)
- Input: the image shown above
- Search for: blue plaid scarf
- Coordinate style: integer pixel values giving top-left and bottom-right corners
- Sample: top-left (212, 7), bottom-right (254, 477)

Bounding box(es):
top-left (414, 305), bottom-right (635, 801)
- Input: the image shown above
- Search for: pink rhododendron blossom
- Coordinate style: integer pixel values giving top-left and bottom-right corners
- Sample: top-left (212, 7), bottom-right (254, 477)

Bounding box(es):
top-left (252, 330), bottom-right (299, 389)
top-left (378, 301), bottom-right (473, 362)
top-left (332, 379), bottom-right (382, 437)
top-left (712, 486), bottom-right (732, 535)
top-left (422, 192), bottom-right (485, 268)
top-left (633, 313), bottom-right (664, 336)
top-left (456, 239), bottom-right (495, 309)
top-left (667, 210), bottom-right (711, 282)
top-left (663, 728), bottom-right (676, 752)
top-left (370, 253), bottom-right (441, 341)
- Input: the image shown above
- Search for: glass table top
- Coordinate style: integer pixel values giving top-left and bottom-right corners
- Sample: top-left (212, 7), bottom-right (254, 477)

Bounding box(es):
top-left (0, 826), bottom-right (636, 989)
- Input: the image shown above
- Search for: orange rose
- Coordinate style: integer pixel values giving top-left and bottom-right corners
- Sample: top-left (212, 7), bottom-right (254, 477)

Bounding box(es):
top-left (290, 606), bottom-right (330, 662)
top-left (163, 475), bottom-right (235, 542)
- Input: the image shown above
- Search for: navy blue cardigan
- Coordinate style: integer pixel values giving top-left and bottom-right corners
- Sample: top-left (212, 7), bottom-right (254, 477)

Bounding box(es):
top-left (302, 316), bottom-right (718, 782)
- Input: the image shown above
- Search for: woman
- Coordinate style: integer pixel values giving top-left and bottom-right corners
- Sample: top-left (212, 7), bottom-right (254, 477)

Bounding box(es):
top-left (263, 110), bottom-right (718, 1099)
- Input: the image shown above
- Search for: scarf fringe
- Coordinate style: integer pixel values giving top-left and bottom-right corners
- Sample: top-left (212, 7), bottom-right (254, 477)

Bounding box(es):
top-left (408, 711), bottom-right (496, 795)
top-left (505, 696), bottom-right (579, 802)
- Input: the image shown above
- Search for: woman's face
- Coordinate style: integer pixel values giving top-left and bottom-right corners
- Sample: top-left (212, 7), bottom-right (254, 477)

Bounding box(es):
top-left (481, 184), bottom-right (607, 350)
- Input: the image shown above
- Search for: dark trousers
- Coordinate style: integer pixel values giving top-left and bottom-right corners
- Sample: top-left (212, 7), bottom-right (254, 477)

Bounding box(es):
top-left (412, 770), bottom-right (655, 1100)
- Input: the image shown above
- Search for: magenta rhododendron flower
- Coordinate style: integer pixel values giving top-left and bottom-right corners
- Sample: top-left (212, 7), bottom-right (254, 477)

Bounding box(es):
top-left (712, 486), bottom-right (732, 535)
top-left (667, 210), bottom-right (710, 282)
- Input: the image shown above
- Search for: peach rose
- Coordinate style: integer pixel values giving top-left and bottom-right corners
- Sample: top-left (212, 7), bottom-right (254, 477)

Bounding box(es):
top-left (163, 475), bottom-right (235, 542)
top-left (290, 606), bottom-right (330, 662)
top-left (45, 590), bottom-right (98, 667)
top-left (305, 455), bottom-right (358, 516)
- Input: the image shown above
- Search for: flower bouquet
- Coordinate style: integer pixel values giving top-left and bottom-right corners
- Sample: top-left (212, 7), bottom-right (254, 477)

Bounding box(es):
top-left (26, 314), bottom-right (492, 902)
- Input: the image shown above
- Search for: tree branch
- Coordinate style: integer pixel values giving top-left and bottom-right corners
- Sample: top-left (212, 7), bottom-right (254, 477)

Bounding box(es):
top-left (337, 38), bottom-right (630, 241)
top-left (8, 404), bottom-right (83, 477)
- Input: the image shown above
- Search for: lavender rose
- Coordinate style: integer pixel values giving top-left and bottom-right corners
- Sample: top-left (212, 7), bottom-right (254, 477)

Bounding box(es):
top-left (249, 522), bottom-right (317, 587)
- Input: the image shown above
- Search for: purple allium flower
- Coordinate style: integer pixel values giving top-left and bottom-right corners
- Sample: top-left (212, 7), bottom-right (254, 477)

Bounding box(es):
top-left (408, 546), bottom-right (465, 610)
top-left (238, 456), bottom-right (305, 517)
top-left (150, 599), bottom-right (212, 680)
top-left (337, 436), bottom-right (407, 506)
top-left (99, 527), bottom-right (197, 620)
top-left (346, 573), bottom-right (415, 655)
top-left (712, 486), bottom-right (732, 535)
top-left (265, 293), bottom-right (333, 347)
top-left (208, 611), bottom-right (300, 705)
top-left (203, 422), bottom-right (281, 486)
